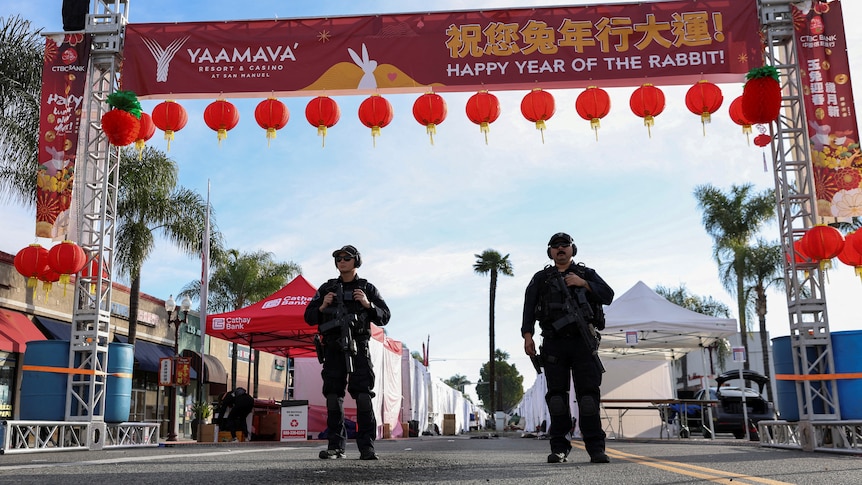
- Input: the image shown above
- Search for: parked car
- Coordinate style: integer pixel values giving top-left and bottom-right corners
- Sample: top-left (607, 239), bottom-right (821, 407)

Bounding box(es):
top-left (694, 369), bottom-right (776, 439)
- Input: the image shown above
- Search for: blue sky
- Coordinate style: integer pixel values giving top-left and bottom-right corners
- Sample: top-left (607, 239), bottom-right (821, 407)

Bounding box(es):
top-left (4, 0), bottom-right (862, 394)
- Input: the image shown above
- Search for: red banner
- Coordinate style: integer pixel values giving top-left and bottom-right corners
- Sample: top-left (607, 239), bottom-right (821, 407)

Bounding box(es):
top-left (794, 1), bottom-right (861, 219)
top-left (36, 33), bottom-right (90, 239)
top-left (121, 0), bottom-right (761, 99)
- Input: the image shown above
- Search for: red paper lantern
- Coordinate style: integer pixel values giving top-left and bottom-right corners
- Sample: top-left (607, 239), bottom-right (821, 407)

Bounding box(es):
top-left (47, 240), bottom-right (87, 289)
top-left (742, 66), bottom-right (781, 124)
top-left (101, 109), bottom-right (140, 147)
top-left (801, 224), bottom-right (845, 270)
top-left (465, 90), bottom-right (501, 144)
top-left (254, 98), bottom-right (289, 146)
top-left (38, 266), bottom-right (61, 299)
top-left (728, 96), bottom-right (753, 142)
top-left (790, 238), bottom-right (812, 265)
top-left (134, 112), bottom-right (156, 158)
top-left (754, 134), bottom-right (772, 147)
top-left (629, 84), bottom-right (665, 137)
top-left (685, 80), bottom-right (723, 135)
top-left (305, 96), bottom-right (341, 147)
top-left (412, 93), bottom-right (447, 145)
top-left (14, 244), bottom-right (50, 290)
top-left (575, 86), bottom-right (611, 141)
top-left (151, 100), bottom-right (188, 151)
top-left (80, 255), bottom-right (108, 294)
top-left (358, 94), bottom-right (394, 146)
top-left (520, 88), bottom-right (556, 143)
top-left (837, 230), bottom-right (862, 281)
top-left (204, 99), bottom-right (240, 144)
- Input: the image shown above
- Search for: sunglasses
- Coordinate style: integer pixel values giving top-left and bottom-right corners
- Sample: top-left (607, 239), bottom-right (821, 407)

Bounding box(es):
top-left (550, 243), bottom-right (571, 249)
top-left (334, 256), bottom-right (354, 262)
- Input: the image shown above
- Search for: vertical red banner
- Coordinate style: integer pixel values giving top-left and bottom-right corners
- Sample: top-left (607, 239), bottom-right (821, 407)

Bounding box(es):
top-left (36, 33), bottom-right (90, 239)
top-left (794, 1), bottom-right (861, 218)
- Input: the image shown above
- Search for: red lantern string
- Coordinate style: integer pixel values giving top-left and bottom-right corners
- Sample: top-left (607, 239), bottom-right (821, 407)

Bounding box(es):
top-left (305, 96), bottom-right (341, 148)
top-left (520, 88), bottom-right (556, 144)
top-left (412, 92), bottom-right (447, 145)
top-left (254, 98), bottom-right (289, 147)
top-left (134, 112), bottom-right (156, 159)
top-left (728, 96), bottom-right (753, 144)
top-left (575, 86), bottom-right (611, 141)
top-left (358, 94), bottom-right (394, 147)
top-left (465, 90), bottom-right (501, 145)
top-left (203, 99), bottom-right (240, 145)
top-left (151, 100), bottom-right (188, 151)
top-left (684, 80), bottom-right (723, 136)
top-left (629, 84), bottom-right (665, 137)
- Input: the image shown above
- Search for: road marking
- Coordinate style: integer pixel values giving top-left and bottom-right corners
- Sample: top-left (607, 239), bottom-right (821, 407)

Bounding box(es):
top-left (571, 443), bottom-right (793, 485)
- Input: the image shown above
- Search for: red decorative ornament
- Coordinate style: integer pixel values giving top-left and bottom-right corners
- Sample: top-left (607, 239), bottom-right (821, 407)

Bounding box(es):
top-left (742, 66), bottom-right (781, 124)
top-left (519, 88), bottom-right (556, 144)
top-left (203, 99), bottom-right (240, 145)
top-left (465, 90), bottom-right (501, 145)
top-left (801, 224), bottom-right (845, 270)
top-left (837, 230), bottom-right (862, 282)
top-left (151, 100), bottom-right (188, 151)
top-left (685, 80), bottom-right (723, 136)
top-left (80, 255), bottom-right (108, 294)
top-left (753, 134), bottom-right (772, 147)
top-left (412, 92), bottom-right (447, 145)
top-left (254, 98), bottom-right (289, 146)
top-left (629, 84), bottom-right (665, 137)
top-left (305, 96), bottom-right (341, 147)
top-left (358, 94), bottom-right (394, 147)
top-left (14, 244), bottom-right (50, 291)
top-left (101, 109), bottom-right (140, 146)
top-left (47, 240), bottom-right (87, 292)
top-left (575, 86), bottom-right (611, 141)
top-left (38, 266), bottom-right (61, 300)
top-left (791, 238), bottom-right (812, 265)
top-left (134, 112), bottom-right (156, 159)
top-left (728, 96), bottom-right (753, 143)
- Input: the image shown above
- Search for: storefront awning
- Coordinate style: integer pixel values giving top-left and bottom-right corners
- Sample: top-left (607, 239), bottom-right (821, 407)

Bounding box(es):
top-left (0, 309), bottom-right (46, 353)
top-left (182, 349), bottom-right (228, 385)
top-left (115, 335), bottom-right (197, 379)
top-left (34, 316), bottom-right (71, 341)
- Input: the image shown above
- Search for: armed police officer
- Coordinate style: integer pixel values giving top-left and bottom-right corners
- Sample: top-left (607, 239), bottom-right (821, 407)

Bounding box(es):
top-left (521, 232), bottom-right (614, 464)
top-left (304, 245), bottom-right (391, 461)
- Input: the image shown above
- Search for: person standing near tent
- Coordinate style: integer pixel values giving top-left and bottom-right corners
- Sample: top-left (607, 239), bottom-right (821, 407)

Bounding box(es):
top-left (304, 244), bottom-right (391, 461)
top-left (226, 387), bottom-right (254, 442)
top-left (521, 232), bottom-right (614, 464)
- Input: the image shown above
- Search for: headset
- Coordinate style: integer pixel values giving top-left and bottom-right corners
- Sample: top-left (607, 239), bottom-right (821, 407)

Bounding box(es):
top-left (547, 232), bottom-right (577, 259)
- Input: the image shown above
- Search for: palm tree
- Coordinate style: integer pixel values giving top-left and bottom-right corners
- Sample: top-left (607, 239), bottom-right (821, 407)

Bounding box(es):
top-left (473, 249), bottom-right (513, 414)
top-left (115, 146), bottom-right (219, 345)
top-left (444, 374), bottom-right (472, 394)
top-left (694, 183), bottom-right (775, 368)
top-left (741, 239), bottom-right (784, 401)
top-left (180, 249), bottom-right (301, 391)
top-left (0, 15), bottom-right (44, 205)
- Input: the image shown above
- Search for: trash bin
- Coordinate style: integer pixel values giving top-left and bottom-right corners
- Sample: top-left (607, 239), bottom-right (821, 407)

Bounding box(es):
top-left (495, 411), bottom-right (506, 431)
top-left (280, 400), bottom-right (309, 441)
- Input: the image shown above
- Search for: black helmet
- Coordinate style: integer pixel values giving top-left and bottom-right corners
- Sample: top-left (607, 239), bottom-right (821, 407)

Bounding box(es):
top-left (547, 232), bottom-right (577, 258)
top-left (332, 245), bottom-right (362, 267)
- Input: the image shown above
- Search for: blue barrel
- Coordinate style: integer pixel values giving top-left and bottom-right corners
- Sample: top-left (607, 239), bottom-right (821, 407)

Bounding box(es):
top-left (772, 336), bottom-right (799, 421)
top-left (105, 342), bottom-right (133, 423)
top-left (20, 340), bottom-right (70, 420)
top-left (831, 330), bottom-right (862, 419)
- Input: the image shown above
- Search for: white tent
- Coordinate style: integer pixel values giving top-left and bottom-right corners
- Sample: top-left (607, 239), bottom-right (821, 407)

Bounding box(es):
top-left (599, 281), bottom-right (738, 360)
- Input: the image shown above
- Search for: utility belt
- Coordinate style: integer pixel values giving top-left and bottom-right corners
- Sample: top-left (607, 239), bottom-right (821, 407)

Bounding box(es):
top-left (539, 318), bottom-right (578, 339)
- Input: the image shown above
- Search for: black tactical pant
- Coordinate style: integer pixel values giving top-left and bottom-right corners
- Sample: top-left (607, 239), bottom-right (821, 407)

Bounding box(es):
top-left (541, 332), bottom-right (606, 457)
top-left (321, 335), bottom-right (377, 452)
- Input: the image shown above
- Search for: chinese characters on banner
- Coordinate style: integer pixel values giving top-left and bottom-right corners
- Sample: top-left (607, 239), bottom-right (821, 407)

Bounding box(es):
top-left (36, 33), bottom-right (90, 239)
top-left (793, 1), bottom-right (861, 219)
top-left (121, 0), bottom-right (761, 99)
top-left (158, 356), bottom-right (192, 386)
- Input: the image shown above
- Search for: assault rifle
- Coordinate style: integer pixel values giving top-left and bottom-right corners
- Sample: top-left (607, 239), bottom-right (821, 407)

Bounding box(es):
top-left (548, 270), bottom-right (605, 373)
top-left (317, 282), bottom-right (358, 374)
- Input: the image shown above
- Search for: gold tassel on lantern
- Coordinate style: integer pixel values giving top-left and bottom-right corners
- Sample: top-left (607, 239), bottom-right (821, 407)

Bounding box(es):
top-left (644, 115), bottom-right (655, 138)
top-left (480, 122), bottom-right (490, 145)
top-left (426, 123), bottom-right (437, 145)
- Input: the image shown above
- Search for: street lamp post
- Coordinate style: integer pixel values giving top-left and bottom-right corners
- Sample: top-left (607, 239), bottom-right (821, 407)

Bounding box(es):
top-left (165, 294), bottom-right (192, 442)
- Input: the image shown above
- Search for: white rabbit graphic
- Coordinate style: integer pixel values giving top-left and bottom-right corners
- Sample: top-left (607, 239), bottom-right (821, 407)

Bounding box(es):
top-left (348, 43), bottom-right (378, 90)
top-left (43, 146), bottom-right (68, 176)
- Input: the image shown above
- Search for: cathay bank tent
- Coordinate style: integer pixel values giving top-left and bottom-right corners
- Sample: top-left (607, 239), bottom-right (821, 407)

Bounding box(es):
top-left (599, 281), bottom-right (737, 360)
top-left (206, 274), bottom-right (319, 357)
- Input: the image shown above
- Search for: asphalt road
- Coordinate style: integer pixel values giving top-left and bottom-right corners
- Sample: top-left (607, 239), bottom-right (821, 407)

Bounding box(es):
top-left (0, 434), bottom-right (860, 484)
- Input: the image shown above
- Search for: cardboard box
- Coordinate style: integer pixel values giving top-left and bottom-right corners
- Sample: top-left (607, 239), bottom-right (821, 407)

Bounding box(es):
top-left (401, 422), bottom-right (410, 437)
top-left (257, 414), bottom-right (280, 438)
top-left (218, 431), bottom-right (244, 442)
top-left (198, 423), bottom-right (216, 443)
top-left (443, 414), bottom-right (456, 436)
top-left (383, 423), bottom-right (391, 439)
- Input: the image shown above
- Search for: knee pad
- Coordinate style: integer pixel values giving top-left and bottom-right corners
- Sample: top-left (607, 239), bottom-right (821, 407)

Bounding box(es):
top-left (356, 393), bottom-right (373, 414)
top-left (548, 394), bottom-right (568, 416)
top-left (580, 395), bottom-right (599, 416)
top-left (326, 394), bottom-right (342, 411)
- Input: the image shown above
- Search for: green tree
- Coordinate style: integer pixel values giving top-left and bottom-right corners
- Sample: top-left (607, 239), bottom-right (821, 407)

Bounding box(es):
top-left (116, 147), bottom-right (220, 345)
top-left (444, 374), bottom-right (472, 393)
top-left (180, 248), bottom-right (301, 390)
top-left (475, 349), bottom-right (524, 413)
top-left (0, 15), bottom-right (43, 205)
top-left (694, 183), bottom-right (775, 368)
top-left (473, 249), bottom-right (514, 413)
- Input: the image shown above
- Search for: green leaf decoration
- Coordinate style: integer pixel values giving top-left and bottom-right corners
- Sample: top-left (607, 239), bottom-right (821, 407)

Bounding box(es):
top-left (106, 90), bottom-right (143, 119)
top-left (745, 66), bottom-right (780, 83)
